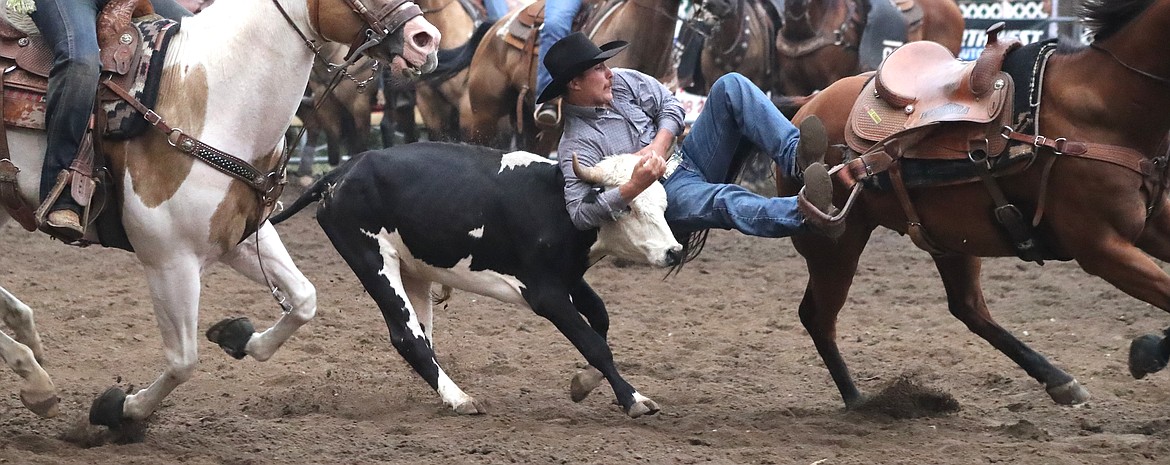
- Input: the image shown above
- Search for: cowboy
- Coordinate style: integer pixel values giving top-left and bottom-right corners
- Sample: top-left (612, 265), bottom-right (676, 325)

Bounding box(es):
top-left (542, 32), bottom-right (843, 247)
top-left (22, 0), bottom-right (191, 240)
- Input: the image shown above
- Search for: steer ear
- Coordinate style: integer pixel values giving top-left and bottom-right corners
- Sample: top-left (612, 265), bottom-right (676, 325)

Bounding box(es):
top-left (572, 152), bottom-right (606, 184)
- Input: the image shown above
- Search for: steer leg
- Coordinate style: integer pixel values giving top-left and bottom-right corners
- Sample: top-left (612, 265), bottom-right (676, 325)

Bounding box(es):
top-left (325, 226), bottom-right (485, 414)
top-left (527, 285), bottom-right (658, 418)
top-left (568, 280), bottom-right (608, 402)
top-left (209, 223), bottom-right (318, 362)
top-left (0, 286), bottom-right (57, 417)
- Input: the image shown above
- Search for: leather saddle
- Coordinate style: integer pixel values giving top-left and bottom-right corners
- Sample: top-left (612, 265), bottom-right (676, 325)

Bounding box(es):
top-left (0, 0), bottom-right (151, 130)
top-left (846, 22), bottom-right (1021, 161)
top-left (502, 0), bottom-right (619, 53)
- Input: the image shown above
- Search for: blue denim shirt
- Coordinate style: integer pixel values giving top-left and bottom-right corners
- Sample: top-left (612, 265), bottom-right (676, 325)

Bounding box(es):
top-left (558, 68), bottom-right (685, 230)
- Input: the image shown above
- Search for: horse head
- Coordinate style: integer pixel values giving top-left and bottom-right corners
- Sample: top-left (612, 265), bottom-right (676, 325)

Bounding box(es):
top-left (307, 0), bottom-right (441, 79)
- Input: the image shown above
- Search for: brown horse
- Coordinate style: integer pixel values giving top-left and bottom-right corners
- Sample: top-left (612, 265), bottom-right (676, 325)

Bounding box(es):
top-left (380, 0), bottom-right (481, 144)
top-left (295, 43), bottom-right (377, 182)
top-left (692, 0), bottom-right (963, 101)
top-left (461, 0), bottom-right (682, 153)
top-left (782, 0), bottom-right (1170, 408)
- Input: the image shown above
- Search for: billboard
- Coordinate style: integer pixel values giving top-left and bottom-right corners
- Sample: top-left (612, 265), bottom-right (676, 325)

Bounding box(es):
top-left (958, 0), bottom-right (1058, 60)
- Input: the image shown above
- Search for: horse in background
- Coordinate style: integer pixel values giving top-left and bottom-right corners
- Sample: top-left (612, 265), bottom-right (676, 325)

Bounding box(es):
top-left (784, 0), bottom-right (1170, 408)
top-left (0, 0), bottom-right (438, 428)
top-left (686, 0), bottom-right (962, 111)
top-left (774, 0), bottom-right (963, 97)
top-left (461, 0), bottom-right (683, 155)
top-left (294, 43), bottom-right (378, 184)
top-left (380, 0), bottom-right (483, 145)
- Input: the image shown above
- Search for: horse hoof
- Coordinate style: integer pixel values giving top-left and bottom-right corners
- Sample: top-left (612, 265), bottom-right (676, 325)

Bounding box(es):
top-left (570, 366), bottom-right (605, 403)
top-left (626, 396), bottom-right (660, 419)
top-left (206, 317), bottom-right (254, 360)
top-left (20, 390), bottom-right (59, 418)
top-left (1128, 334), bottom-right (1169, 379)
top-left (89, 386), bottom-right (127, 429)
top-left (1046, 379), bottom-right (1090, 405)
top-left (453, 398), bottom-right (487, 415)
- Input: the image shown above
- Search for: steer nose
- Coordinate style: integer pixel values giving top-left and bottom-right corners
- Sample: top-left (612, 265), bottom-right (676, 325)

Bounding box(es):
top-left (665, 246), bottom-right (683, 267)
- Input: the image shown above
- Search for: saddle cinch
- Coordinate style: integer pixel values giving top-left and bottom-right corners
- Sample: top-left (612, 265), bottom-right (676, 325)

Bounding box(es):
top-left (0, 0), bottom-right (178, 244)
top-left (804, 23), bottom-right (1048, 260)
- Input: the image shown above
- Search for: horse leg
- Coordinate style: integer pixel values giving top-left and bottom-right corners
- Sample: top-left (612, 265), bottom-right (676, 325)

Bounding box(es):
top-left (0, 286), bottom-right (57, 417)
top-left (794, 226), bottom-right (873, 408)
top-left (0, 286), bottom-right (45, 362)
top-left (325, 225), bottom-right (484, 414)
top-left (526, 284), bottom-right (658, 418)
top-left (567, 279), bottom-right (608, 402)
top-left (1081, 219), bottom-right (1170, 379)
top-left (96, 255), bottom-right (202, 426)
top-left (207, 223), bottom-right (317, 362)
top-left (933, 254), bottom-right (1089, 404)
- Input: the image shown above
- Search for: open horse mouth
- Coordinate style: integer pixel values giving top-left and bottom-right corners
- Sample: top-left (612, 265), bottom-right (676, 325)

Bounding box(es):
top-left (383, 15), bottom-right (441, 80)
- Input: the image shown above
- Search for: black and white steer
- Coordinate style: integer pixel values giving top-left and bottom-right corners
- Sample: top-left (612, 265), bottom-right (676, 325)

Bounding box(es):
top-left (261, 142), bottom-right (682, 417)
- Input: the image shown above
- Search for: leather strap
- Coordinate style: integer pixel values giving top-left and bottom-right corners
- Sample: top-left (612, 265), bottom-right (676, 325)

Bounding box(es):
top-left (888, 162), bottom-right (946, 255)
top-left (0, 70), bottom-right (36, 231)
top-left (969, 145), bottom-right (1044, 263)
top-left (102, 79), bottom-right (286, 205)
top-left (1001, 126), bottom-right (1152, 176)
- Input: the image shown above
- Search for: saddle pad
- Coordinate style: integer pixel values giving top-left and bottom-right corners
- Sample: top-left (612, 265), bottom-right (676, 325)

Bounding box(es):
top-left (102, 16), bottom-right (180, 139)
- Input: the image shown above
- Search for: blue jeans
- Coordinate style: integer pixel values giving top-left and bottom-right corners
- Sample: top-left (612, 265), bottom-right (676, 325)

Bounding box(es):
top-left (483, 0), bottom-right (510, 22)
top-left (664, 73), bottom-right (806, 237)
top-left (536, 0), bottom-right (582, 97)
top-left (31, 0), bottom-right (189, 201)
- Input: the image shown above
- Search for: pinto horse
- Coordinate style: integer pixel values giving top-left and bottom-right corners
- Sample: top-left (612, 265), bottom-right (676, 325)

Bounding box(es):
top-left (783, 0), bottom-right (1170, 408)
top-left (0, 0), bottom-right (438, 427)
top-left (460, 0), bottom-right (682, 154)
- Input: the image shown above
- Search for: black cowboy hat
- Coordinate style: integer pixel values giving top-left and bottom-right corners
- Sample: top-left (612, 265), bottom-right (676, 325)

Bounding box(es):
top-left (536, 32), bottom-right (628, 104)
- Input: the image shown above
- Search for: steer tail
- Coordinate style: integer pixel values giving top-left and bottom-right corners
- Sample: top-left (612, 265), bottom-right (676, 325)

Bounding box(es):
top-left (268, 168), bottom-right (346, 225)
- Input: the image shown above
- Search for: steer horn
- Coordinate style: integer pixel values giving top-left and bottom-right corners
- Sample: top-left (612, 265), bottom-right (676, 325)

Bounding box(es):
top-left (571, 152), bottom-right (606, 184)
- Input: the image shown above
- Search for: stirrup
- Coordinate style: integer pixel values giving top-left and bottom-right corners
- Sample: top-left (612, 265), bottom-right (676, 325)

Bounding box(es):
top-left (33, 170), bottom-right (88, 242)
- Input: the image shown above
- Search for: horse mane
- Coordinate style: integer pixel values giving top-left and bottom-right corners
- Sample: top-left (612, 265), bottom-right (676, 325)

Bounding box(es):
top-left (1081, 0), bottom-right (1156, 41)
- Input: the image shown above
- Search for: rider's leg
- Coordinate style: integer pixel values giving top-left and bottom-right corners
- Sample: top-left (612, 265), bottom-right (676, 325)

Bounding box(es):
top-left (534, 0), bottom-right (582, 125)
top-left (30, 0), bottom-right (102, 238)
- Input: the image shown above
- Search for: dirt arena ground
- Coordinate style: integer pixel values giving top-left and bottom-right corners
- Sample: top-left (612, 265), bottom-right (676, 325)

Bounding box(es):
top-left (3, 183), bottom-right (1170, 464)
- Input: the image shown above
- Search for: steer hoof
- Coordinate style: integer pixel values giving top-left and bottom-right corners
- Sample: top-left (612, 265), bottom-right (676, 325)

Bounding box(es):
top-left (570, 366), bottom-right (605, 403)
top-left (453, 398), bottom-right (488, 415)
top-left (89, 386), bottom-right (127, 429)
top-left (1129, 333), bottom-right (1170, 379)
top-left (625, 394), bottom-right (660, 418)
top-left (1046, 379), bottom-right (1090, 405)
top-left (206, 317), bottom-right (255, 360)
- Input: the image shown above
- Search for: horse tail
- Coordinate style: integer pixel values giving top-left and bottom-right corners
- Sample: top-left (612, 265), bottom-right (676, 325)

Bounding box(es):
top-left (423, 22), bottom-right (494, 84)
top-left (268, 167), bottom-right (345, 225)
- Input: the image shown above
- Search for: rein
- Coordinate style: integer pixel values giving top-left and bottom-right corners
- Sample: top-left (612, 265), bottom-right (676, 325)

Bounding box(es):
top-left (1090, 42), bottom-right (1170, 88)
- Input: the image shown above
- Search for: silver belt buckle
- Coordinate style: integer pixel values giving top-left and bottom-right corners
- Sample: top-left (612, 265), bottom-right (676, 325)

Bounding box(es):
top-left (661, 151), bottom-right (682, 182)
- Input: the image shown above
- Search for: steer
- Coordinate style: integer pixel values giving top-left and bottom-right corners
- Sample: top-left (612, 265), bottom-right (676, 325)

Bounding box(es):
top-left (267, 142), bottom-right (683, 417)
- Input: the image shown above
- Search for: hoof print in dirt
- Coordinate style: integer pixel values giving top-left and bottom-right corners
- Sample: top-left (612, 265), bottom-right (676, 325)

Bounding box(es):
top-left (1128, 333), bottom-right (1170, 379)
top-left (206, 317), bottom-right (255, 360)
